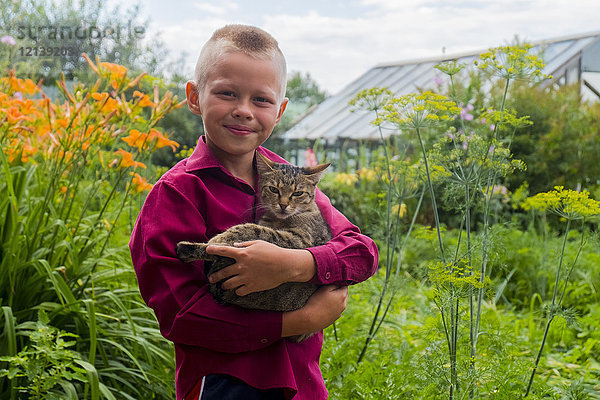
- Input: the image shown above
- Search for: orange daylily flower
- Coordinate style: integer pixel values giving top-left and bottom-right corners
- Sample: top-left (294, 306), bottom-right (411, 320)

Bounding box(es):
top-left (6, 106), bottom-right (29, 123)
top-left (149, 128), bottom-right (179, 152)
top-left (91, 92), bottom-right (120, 113)
top-left (129, 172), bottom-right (153, 193)
top-left (113, 149), bottom-right (146, 169)
top-left (133, 90), bottom-right (153, 107)
top-left (1, 75), bottom-right (38, 95)
top-left (6, 138), bottom-right (37, 163)
top-left (100, 62), bottom-right (127, 90)
top-left (122, 129), bottom-right (179, 152)
top-left (100, 62), bottom-right (127, 79)
top-left (122, 129), bottom-right (149, 150)
top-left (91, 92), bottom-right (108, 101)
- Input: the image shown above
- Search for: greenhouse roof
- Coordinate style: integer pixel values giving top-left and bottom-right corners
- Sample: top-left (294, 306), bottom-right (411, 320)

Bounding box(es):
top-left (281, 31), bottom-right (600, 142)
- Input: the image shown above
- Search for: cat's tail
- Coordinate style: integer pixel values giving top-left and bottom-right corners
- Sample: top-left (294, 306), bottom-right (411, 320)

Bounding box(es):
top-left (176, 241), bottom-right (213, 263)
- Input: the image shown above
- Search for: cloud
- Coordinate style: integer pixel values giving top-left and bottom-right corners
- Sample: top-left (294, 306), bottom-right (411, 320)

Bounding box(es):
top-left (261, 1), bottom-right (600, 93)
top-left (128, 0), bottom-right (600, 94)
top-left (192, 1), bottom-right (239, 16)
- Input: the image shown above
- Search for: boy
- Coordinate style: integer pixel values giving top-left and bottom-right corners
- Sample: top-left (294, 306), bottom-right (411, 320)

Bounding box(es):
top-left (129, 25), bottom-right (378, 400)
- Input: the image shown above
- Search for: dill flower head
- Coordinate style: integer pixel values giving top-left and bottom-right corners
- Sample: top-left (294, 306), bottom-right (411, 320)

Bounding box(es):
top-left (429, 261), bottom-right (491, 290)
top-left (380, 91), bottom-right (460, 130)
top-left (481, 107), bottom-right (533, 130)
top-left (474, 44), bottom-right (551, 81)
top-left (435, 60), bottom-right (465, 77)
top-left (521, 186), bottom-right (600, 220)
top-left (349, 87), bottom-right (394, 113)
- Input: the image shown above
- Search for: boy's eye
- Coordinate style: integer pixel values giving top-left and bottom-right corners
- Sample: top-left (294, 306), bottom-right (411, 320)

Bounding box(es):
top-left (254, 97), bottom-right (272, 104)
top-left (291, 191), bottom-right (303, 197)
top-left (218, 91), bottom-right (235, 97)
top-left (268, 186), bottom-right (279, 194)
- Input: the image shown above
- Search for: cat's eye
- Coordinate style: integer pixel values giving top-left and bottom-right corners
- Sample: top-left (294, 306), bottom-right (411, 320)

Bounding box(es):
top-left (268, 186), bottom-right (279, 194)
top-left (291, 191), bottom-right (303, 197)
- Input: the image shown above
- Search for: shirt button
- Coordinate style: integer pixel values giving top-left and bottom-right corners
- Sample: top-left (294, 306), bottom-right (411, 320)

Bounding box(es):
top-left (260, 338), bottom-right (268, 344)
top-left (325, 272), bottom-right (331, 279)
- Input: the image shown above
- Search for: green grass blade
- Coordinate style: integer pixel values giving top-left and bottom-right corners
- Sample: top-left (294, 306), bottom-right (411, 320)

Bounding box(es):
top-left (84, 300), bottom-right (97, 365)
top-left (75, 359), bottom-right (100, 400)
top-left (98, 383), bottom-right (118, 400)
top-left (1, 306), bottom-right (17, 356)
top-left (33, 260), bottom-right (78, 310)
top-left (58, 381), bottom-right (78, 400)
top-left (97, 338), bottom-right (150, 383)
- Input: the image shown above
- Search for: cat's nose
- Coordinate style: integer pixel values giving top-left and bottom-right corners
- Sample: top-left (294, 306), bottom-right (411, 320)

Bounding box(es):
top-left (279, 203), bottom-right (288, 210)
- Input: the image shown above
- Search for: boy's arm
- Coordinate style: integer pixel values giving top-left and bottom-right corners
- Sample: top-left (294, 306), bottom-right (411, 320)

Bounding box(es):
top-left (306, 187), bottom-right (379, 285)
top-left (130, 180), bottom-right (282, 353)
top-left (206, 187), bottom-right (379, 293)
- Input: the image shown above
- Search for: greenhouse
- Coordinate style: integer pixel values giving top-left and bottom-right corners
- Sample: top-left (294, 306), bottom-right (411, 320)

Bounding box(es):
top-left (277, 31), bottom-right (600, 167)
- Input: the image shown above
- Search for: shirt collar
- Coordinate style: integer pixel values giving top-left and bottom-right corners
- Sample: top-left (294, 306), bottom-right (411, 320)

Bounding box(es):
top-left (184, 135), bottom-right (222, 172)
top-left (184, 135), bottom-right (283, 174)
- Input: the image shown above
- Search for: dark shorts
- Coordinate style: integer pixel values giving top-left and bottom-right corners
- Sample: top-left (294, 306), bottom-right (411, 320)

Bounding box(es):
top-left (200, 374), bottom-right (286, 400)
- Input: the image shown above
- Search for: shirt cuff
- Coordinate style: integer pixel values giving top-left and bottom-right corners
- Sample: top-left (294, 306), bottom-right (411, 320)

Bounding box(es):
top-left (306, 244), bottom-right (339, 284)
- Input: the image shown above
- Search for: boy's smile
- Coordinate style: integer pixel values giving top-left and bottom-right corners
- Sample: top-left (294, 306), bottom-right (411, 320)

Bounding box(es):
top-left (187, 52), bottom-right (288, 171)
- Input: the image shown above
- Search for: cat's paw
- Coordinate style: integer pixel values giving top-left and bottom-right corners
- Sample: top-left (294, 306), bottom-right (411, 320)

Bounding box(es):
top-left (176, 241), bottom-right (212, 262)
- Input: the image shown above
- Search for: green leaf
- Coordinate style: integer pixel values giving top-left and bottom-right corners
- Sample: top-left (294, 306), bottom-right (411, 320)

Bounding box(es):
top-left (37, 309), bottom-right (50, 325)
top-left (84, 299), bottom-right (97, 365)
top-left (74, 359), bottom-right (100, 400)
top-left (2, 306), bottom-right (17, 356)
top-left (58, 381), bottom-right (78, 400)
top-left (99, 383), bottom-right (118, 400)
top-left (33, 260), bottom-right (78, 310)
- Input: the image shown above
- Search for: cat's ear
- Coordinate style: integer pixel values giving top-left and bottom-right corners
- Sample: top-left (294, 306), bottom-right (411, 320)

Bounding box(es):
top-left (255, 151), bottom-right (276, 174)
top-left (303, 163), bottom-right (330, 185)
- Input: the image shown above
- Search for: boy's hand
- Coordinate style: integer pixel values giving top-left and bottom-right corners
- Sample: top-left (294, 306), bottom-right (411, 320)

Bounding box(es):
top-left (282, 285), bottom-right (348, 337)
top-left (206, 240), bottom-right (316, 295)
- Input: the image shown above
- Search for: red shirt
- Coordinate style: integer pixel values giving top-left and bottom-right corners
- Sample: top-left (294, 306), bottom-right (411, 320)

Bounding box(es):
top-left (129, 137), bottom-right (379, 400)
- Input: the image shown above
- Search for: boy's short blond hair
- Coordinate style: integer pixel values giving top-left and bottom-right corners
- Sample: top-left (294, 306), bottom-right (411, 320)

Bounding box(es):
top-left (194, 25), bottom-right (287, 102)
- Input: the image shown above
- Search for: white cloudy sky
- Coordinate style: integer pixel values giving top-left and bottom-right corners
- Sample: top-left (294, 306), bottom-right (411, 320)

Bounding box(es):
top-left (107, 0), bottom-right (600, 94)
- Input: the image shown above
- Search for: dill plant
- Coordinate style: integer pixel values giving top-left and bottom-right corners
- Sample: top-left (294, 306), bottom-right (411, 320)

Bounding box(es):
top-left (521, 187), bottom-right (600, 396)
top-left (350, 43), bottom-right (556, 399)
top-left (349, 88), bottom-right (426, 364)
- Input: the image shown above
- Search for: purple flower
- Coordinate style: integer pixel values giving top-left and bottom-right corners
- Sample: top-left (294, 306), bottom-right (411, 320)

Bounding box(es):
top-left (433, 76), bottom-right (444, 85)
top-left (480, 118), bottom-right (486, 124)
top-left (462, 141), bottom-right (468, 150)
top-left (466, 103), bottom-right (474, 111)
top-left (460, 108), bottom-right (473, 121)
top-left (446, 131), bottom-right (456, 140)
top-left (1, 35), bottom-right (16, 46)
top-left (14, 91), bottom-right (23, 100)
top-left (490, 124), bottom-right (495, 131)
top-left (488, 145), bottom-right (495, 153)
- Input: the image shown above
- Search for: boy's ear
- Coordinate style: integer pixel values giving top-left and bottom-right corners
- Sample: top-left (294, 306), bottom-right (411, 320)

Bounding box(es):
top-left (186, 81), bottom-right (202, 115)
top-left (275, 97), bottom-right (288, 124)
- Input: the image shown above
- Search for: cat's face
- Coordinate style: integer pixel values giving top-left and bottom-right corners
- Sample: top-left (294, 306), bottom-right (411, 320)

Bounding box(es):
top-left (256, 153), bottom-right (329, 219)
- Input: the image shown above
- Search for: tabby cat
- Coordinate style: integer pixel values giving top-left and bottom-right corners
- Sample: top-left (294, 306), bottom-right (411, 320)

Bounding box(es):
top-left (176, 152), bottom-right (331, 340)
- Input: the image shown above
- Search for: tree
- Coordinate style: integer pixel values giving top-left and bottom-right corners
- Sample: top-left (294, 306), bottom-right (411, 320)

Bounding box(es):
top-left (508, 82), bottom-right (600, 194)
top-left (0, 0), bottom-right (169, 85)
top-left (285, 71), bottom-right (327, 106)
top-left (269, 71), bottom-right (328, 141)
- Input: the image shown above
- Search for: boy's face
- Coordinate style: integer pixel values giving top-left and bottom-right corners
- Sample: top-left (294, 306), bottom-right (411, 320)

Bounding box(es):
top-left (187, 52), bottom-right (288, 160)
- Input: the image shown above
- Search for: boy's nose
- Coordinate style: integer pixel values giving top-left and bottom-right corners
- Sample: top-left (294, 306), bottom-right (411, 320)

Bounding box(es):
top-left (232, 101), bottom-right (253, 119)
